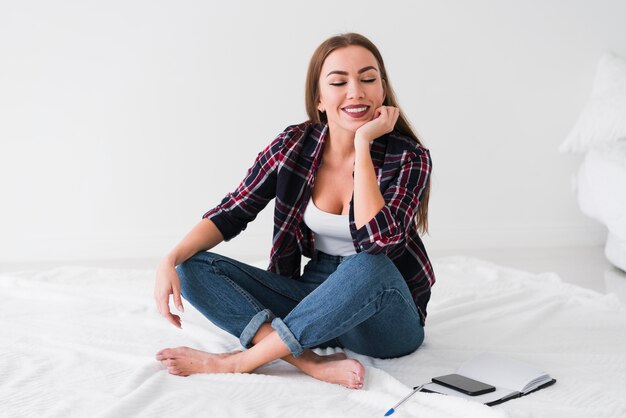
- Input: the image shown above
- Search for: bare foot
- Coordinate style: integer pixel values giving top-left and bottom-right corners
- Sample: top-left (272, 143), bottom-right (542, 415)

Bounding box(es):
top-left (156, 347), bottom-right (241, 376)
top-left (156, 347), bottom-right (364, 389)
top-left (296, 351), bottom-right (365, 389)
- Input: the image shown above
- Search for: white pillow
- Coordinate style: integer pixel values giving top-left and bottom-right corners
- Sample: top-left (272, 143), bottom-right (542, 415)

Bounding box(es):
top-left (559, 52), bottom-right (626, 154)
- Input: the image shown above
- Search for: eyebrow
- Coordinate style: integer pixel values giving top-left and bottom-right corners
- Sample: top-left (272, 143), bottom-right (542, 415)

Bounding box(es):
top-left (326, 66), bottom-right (378, 77)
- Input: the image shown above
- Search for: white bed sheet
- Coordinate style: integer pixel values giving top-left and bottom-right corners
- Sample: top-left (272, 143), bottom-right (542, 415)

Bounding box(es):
top-left (2, 257), bottom-right (625, 418)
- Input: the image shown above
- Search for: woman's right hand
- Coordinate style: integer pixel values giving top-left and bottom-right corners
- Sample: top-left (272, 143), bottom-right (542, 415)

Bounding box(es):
top-left (152, 218), bottom-right (224, 329)
top-left (154, 258), bottom-right (185, 329)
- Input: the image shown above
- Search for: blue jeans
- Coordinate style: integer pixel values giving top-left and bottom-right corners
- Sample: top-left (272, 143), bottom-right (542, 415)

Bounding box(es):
top-left (176, 250), bottom-right (424, 359)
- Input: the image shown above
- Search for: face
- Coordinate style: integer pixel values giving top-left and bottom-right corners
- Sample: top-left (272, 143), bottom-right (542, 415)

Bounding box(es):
top-left (317, 45), bottom-right (386, 136)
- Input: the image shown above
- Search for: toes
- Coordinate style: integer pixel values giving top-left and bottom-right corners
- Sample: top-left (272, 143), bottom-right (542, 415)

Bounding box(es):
top-left (168, 366), bottom-right (191, 377)
top-left (350, 362), bottom-right (365, 388)
top-left (344, 377), bottom-right (362, 389)
top-left (156, 347), bottom-right (190, 360)
top-left (353, 361), bottom-right (365, 380)
top-left (353, 372), bottom-right (364, 388)
top-left (156, 348), bottom-right (175, 360)
top-left (345, 371), bottom-right (361, 389)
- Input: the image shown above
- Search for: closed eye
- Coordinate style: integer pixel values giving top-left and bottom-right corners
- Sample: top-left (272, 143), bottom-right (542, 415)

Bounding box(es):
top-left (330, 79), bottom-right (377, 86)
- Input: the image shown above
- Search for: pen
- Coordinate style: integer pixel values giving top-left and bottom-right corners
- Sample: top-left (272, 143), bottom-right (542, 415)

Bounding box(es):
top-left (384, 383), bottom-right (427, 416)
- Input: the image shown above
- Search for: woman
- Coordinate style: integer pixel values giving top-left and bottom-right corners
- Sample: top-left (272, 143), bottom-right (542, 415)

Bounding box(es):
top-left (154, 32), bottom-right (434, 390)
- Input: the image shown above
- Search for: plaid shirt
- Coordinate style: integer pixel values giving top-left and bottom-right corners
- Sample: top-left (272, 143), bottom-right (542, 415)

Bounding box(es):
top-left (203, 121), bottom-right (435, 324)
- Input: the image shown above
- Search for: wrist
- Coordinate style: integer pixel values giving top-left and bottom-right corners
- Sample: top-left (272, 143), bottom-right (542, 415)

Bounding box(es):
top-left (354, 136), bottom-right (371, 154)
top-left (161, 253), bottom-right (179, 268)
top-left (354, 140), bottom-right (372, 161)
top-left (354, 132), bottom-right (372, 145)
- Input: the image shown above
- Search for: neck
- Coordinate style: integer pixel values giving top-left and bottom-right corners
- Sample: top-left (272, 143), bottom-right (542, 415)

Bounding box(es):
top-left (325, 123), bottom-right (355, 160)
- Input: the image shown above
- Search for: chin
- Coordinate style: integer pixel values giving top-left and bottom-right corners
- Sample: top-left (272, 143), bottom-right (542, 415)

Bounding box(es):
top-left (346, 118), bottom-right (372, 128)
top-left (341, 124), bottom-right (364, 134)
top-left (329, 118), bottom-right (370, 134)
top-left (350, 120), bottom-right (371, 131)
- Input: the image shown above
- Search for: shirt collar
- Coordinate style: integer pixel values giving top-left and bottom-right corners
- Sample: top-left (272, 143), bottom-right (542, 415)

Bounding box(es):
top-left (302, 123), bottom-right (328, 160)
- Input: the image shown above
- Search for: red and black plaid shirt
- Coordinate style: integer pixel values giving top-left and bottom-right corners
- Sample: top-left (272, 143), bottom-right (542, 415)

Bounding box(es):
top-left (203, 121), bottom-right (435, 324)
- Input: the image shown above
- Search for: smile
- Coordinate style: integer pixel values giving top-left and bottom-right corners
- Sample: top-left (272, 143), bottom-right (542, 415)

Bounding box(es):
top-left (342, 106), bottom-right (369, 118)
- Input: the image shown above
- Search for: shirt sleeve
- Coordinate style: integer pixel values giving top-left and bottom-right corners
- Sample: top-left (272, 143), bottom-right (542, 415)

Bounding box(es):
top-left (354, 147), bottom-right (432, 254)
top-left (202, 128), bottom-right (289, 241)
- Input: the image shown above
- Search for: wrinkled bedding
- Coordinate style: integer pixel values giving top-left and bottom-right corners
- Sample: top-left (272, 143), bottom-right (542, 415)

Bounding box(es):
top-left (2, 256), bottom-right (625, 417)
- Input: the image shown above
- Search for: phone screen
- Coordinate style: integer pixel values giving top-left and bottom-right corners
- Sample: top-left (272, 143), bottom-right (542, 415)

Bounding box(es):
top-left (431, 374), bottom-right (496, 396)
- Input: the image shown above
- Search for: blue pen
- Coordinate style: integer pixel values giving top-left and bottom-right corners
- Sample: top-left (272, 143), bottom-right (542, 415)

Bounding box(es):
top-left (384, 383), bottom-right (427, 416)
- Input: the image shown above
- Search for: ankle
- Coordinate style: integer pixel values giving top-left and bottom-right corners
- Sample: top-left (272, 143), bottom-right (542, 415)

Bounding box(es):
top-left (228, 352), bottom-right (246, 374)
top-left (294, 351), bottom-right (324, 374)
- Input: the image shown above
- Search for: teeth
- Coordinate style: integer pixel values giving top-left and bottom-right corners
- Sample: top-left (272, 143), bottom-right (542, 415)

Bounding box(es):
top-left (345, 107), bottom-right (367, 113)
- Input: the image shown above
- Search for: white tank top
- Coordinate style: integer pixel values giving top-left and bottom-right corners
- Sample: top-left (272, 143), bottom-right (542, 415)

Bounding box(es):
top-left (302, 197), bottom-right (357, 257)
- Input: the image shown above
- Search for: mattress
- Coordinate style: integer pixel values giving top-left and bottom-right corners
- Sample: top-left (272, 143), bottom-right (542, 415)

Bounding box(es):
top-left (577, 141), bottom-right (626, 270)
top-left (2, 257), bottom-right (626, 418)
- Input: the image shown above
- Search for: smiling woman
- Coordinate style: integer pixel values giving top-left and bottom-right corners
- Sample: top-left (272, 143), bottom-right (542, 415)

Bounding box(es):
top-left (305, 33), bottom-right (431, 232)
top-left (154, 32), bottom-right (434, 390)
top-left (318, 53), bottom-right (386, 133)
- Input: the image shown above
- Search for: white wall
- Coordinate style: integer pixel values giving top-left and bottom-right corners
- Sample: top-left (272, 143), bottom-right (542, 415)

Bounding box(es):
top-left (1, 0), bottom-right (625, 263)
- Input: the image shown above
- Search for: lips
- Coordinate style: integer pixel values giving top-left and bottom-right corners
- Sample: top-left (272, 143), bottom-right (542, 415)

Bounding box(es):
top-left (342, 105), bottom-right (370, 119)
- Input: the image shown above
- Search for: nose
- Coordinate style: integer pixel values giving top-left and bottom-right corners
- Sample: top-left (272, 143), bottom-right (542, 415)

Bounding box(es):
top-left (347, 80), bottom-right (365, 99)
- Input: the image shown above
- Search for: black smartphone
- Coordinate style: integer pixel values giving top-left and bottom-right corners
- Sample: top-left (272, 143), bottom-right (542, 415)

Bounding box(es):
top-left (431, 374), bottom-right (496, 396)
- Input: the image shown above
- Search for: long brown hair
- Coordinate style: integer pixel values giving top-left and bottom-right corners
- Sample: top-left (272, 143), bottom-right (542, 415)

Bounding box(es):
top-left (304, 32), bottom-right (431, 235)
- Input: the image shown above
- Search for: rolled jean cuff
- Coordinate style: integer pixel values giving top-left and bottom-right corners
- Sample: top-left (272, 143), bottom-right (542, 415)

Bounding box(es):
top-left (271, 317), bottom-right (304, 357)
top-left (240, 309), bottom-right (275, 349)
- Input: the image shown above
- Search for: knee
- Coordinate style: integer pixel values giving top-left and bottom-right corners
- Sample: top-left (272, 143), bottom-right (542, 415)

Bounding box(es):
top-left (382, 330), bottom-right (424, 359)
top-left (176, 259), bottom-right (195, 300)
top-left (176, 251), bottom-right (221, 297)
top-left (176, 252), bottom-right (202, 282)
top-left (411, 327), bottom-right (425, 352)
top-left (341, 252), bottom-right (404, 288)
top-left (177, 251), bottom-right (222, 275)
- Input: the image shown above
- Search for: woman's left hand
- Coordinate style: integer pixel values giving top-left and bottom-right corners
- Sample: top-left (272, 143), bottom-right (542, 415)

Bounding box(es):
top-left (354, 105), bottom-right (400, 146)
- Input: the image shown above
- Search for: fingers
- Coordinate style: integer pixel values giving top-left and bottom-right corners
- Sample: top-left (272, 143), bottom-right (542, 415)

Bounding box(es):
top-left (168, 313), bottom-right (182, 329)
top-left (355, 105), bottom-right (400, 144)
top-left (375, 105), bottom-right (396, 117)
top-left (391, 106), bottom-right (400, 123)
top-left (163, 303), bottom-right (182, 328)
top-left (157, 294), bottom-right (182, 328)
top-left (172, 280), bottom-right (185, 313)
top-left (375, 106), bottom-right (399, 130)
top-left (154, 263), bottom-right (184, 328)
